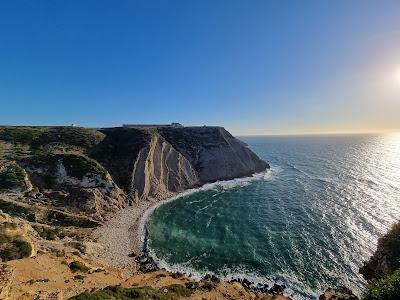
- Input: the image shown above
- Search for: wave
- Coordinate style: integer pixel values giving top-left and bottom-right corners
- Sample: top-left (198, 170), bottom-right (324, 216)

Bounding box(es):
top-left (146, 245), bottom-right (316, 300)
top-left (137, 169), bottom-right (274, 249)
top-left (139, 167), bottom-right (319, 299)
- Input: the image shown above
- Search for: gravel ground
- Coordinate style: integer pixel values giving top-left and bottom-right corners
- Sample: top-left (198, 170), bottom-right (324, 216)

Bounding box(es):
top-left (93, 200), bottom-right (156, 274)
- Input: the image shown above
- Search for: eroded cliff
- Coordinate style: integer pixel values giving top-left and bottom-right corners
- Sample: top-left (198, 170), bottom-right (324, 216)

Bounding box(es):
top-left (0, 125), bottom-right (268, 220)
top-left (360, 221), bottom-right (400, 280)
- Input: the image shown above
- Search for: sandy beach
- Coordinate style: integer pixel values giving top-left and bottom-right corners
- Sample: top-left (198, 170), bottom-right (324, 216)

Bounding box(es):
top-left (93, 200), bottom-right (157, 274)
top-left (92, 174), bottom-right (267, 275)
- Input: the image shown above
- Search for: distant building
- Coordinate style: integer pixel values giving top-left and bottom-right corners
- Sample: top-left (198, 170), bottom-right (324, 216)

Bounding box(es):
top-left (122, 122), bottom-right (183, 129)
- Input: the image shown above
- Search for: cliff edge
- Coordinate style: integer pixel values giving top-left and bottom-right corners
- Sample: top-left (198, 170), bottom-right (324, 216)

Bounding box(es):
top-left (0, 125), bottom-right (268, 220)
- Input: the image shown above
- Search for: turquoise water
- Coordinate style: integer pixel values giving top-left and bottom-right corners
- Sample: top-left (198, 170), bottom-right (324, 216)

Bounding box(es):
top-left (147, 134), bottom-right (400, 299)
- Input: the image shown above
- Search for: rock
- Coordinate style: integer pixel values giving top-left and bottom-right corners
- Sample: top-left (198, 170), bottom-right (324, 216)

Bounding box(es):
top-left (269, 283), bottom-right (286, 295)
top-left (319, 287), bottom-right (358, 300)
top-left (241, 278), bottom-right (252, 289)
top-left (128, 251), bottom-right (137, 257)
top-left (158, 126), bottom-right (269, 183)
top-left (359, 222), bottom-right (400, 280)
top-left (130, 134), bottom-right (200, 201)
top-left (1, 126), bottom-right (268, 221)
top-left (0, 264), bottom-right (14, 300)
top-left (34, 291), bottom-right (64, 300)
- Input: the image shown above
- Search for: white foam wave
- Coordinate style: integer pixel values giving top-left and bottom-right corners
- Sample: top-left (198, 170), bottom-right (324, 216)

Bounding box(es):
top-left (137, 169), bottom-right (273, 247)
top-left (137, 168), bottom-right (322, 298)
top-left (146, 245), bottom-right (316, 300)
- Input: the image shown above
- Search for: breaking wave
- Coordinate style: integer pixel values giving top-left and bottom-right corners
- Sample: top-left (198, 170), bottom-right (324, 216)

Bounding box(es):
top-left (144, 134), bottom-right (400, 299)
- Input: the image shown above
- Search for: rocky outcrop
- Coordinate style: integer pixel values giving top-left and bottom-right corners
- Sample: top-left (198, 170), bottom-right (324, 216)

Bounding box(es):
top-left (131, 135), bottom-right (199, 201)
top-left (89, 127), bottom-right (151, 194)
top-left (0, 162), bottom-right (32, 193)
top-left (91, 126), bottom-right (267, 203)
top-left (360, 221), bottom-right (400, 280)
top-left (319, 287), bottom-right (358, 300)
top-left (158, 126), bottom-right (269, 183)
top-left (0, 125), bottom-right (268, 219)
top-left (23, 153), bottom-right (125, 216)
top-left (0, 264), bottom-right (13, 300)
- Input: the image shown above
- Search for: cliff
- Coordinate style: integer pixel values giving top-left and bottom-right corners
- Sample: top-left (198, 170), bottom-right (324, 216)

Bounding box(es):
top-left (158, 126), bottom-right (268, 182)
top-left (0, 125), bottom-right (268, 220)
top-left (359, 221), bottom-right (400, 280)
top-left (0, 125), bottom-right (270, 299)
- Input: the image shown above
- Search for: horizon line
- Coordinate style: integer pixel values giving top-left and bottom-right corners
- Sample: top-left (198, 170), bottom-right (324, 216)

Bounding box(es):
top-left (0, 124), bottom-right (399, 137)
top-left (236, 130), bottom-right (400, 137)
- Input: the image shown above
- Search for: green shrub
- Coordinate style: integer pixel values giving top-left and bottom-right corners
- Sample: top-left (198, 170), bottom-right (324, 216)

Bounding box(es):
top-left (69, 284), bottom-right (193, 300)
top-left (0, 126), bottom-right (104, 149)
top-left (69, 261), bottom-right (89, 273)
top-left (73, 274), bottom-right (85, 280)
top-left (0, 164), bottom-right (26, 191)
top-left (0, 199), bottom-right (32, 220)
top-left (0, 234), bottom-right (32, 262)
top-left (200, 281), bottom-right (215, 291)
top-left (60, 154), bottom-right (107, 180)
top-left (33, 225), bottom-right (64, 240)
top-left (363, 270), bottom-right (400, 300)
top-left (361, 222), bottom-right (400, 280)
top-left (0, 127), bottom-right (46, 146)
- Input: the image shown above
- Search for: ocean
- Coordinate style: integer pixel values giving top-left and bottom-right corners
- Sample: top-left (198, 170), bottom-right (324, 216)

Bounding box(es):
top-left (146, 134), bottom-right (400, 299)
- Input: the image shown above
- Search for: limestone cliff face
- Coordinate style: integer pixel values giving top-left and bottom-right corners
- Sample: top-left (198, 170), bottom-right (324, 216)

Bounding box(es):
top-left (89, 126), bottom-right (267, 205)
top-left (23, 153), bottom-right (125, 216)
top-left (130, 135), bottom-right (199, 201)
top-left (158, 126), bottom-right (269, 183)
top-left (0, 125), bottom-right (268, 219)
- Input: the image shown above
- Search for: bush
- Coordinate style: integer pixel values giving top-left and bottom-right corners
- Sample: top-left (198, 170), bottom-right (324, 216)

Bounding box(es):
top-left (0, 164), bottom-right (26, 191)
top-left (69, 284), bottom-right (193, 300)
top-left (0, 126), bottom-right (104, 149)
top-left (360, 222), bottom-right (400, 280)
top-left (68, 261), bottom-right (89, 273)
top-left (363, 270), bottom-right (400, 300)
top-left (60, 154), bottom-right (107, 180)
top-left (0, 234), bottom-right (32, 262)
top-left (33, 225), bottom-right (64, 240)
top-left (73, 274), bottom-right (85, 280)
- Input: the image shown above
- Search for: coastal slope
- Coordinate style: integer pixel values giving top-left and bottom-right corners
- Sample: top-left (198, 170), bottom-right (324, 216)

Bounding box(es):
top-left (0, 125), bottom-right (271, 299)
top-left (0, 125), bottom-right (268, 220)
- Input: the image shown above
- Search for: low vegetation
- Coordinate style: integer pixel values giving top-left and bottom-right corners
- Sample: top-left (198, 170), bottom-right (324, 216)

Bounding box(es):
top-left (0, 199), bottom-right (35, 221)
top-left (33, 225), bottom-right (64, 240)
top-left (27, 152), bottom-right (108, 182)
top-left (69, 261), bottom-right (89, 273)
top-left (0, 198), bottom-right (100, 227)
top-left (0, 126), bottom-right (104, 150)
top-left (69, 284), bottom-right (193, 300)
top-left (0, 163), bottom-right (26, 191)
top-left (360, 221), bottom-right (400, 299)
top-left (0, 222), bottom-right (32, 262)
top-left (361, 222), bottom-right (400, 280)
top-left (60, 154), bottom-right (108, 180)
top-left (363, 270), bottom-right (400, 300)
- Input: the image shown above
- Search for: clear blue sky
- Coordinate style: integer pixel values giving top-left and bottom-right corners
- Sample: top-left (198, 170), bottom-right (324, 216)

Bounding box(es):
top-left (1, 1), bottom-right (400, 135)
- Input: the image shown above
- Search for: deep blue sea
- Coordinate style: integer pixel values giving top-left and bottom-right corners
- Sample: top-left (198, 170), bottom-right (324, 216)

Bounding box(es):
top-left (147, 134), bottom-right (400, 299)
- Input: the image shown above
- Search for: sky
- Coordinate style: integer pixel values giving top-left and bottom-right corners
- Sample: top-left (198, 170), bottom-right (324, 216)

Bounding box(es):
top-left (0, 0), bottom-right (400, 135)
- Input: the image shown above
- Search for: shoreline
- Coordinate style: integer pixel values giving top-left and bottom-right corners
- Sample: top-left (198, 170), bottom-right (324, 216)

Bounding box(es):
top-left (93, 171), bottom-right (270, 276)
top-left (92, 199), bottom-right (158, 274)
